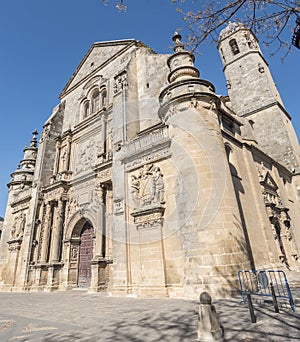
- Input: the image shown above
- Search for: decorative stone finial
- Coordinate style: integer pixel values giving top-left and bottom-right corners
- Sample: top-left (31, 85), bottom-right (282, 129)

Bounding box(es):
top-left (172, 31), bottom-right (184, 52)
top-left (30, 130), bottom-right (38, 148)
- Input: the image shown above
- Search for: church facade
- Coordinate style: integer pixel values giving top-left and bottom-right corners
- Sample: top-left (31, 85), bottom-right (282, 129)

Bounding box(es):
top-left (0, 23), bottom-right (300, 298)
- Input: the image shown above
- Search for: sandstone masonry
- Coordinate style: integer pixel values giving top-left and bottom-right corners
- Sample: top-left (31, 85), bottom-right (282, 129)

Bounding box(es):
top-left (0, 25), bottom-right (299, 298)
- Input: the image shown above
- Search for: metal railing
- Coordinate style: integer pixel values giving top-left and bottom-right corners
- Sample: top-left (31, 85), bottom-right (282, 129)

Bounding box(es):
top-left (238, 270), bottom-right (295, 311)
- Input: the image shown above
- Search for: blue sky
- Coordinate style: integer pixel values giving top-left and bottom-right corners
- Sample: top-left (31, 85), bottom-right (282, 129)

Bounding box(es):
top-left (0, 0), bottom-right (299, 217)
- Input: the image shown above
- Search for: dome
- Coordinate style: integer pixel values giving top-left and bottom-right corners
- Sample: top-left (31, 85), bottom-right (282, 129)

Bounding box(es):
top-left (219, 22), bottom-right (245, 39)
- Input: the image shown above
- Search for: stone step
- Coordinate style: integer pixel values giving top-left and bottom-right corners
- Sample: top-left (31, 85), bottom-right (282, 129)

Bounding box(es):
top-left (72, 287), bottom-right (89, 292)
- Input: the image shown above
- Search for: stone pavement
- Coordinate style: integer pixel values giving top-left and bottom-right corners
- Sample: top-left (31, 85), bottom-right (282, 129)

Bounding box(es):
top-left (0, 288), bottom-right (299, 342)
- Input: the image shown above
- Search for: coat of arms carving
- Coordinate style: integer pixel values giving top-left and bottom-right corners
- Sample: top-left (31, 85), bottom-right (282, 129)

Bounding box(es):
top-left (130, 163), bottom-right (165, 209)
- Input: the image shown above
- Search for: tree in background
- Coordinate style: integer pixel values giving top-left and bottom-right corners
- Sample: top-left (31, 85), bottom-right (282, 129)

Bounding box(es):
top-left (107, 0), bottom-right (300, 57)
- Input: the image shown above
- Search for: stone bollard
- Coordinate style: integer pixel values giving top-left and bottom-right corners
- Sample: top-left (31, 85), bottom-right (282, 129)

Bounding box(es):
top-left (197, 292), bottom-right (224, 342)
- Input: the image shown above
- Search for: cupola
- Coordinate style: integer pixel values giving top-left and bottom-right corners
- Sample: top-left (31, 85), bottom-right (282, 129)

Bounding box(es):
top-left (158, 32), bottom-right (216, 121)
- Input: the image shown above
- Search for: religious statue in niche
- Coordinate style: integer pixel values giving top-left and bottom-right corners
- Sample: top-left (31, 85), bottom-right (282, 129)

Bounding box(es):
top-left (60, 147), bottom-right (67, 172)
top-left (130, 164), bottom-right (165, 208)
top-left (10, 213), bottom-right (26, 240)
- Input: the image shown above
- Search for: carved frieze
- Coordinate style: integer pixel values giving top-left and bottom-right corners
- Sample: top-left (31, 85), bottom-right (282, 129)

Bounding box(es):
top-left (7, 240), bottom-right (22, 252)
top-left (11, 196), bottom-right (31, 213)
top-left (97, 168), bottom-right (112, 182)
top-left (131, 207), bottom-right (165, 230)
top-left (125, 148), bottom-right (171, 172)
top-left (123, 125), bottom-right (171, 172)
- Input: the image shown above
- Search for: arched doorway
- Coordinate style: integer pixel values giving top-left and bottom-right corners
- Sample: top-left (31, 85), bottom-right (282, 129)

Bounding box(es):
top-left (78, 222), bottom-right (94, 288)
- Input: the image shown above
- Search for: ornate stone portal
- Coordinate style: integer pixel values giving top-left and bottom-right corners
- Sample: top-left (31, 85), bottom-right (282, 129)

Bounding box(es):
top-left (259, 170), bottom-right (298, 266)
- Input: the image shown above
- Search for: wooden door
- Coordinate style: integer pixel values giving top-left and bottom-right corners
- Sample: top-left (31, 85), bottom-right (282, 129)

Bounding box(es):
top-left (78, 223), bottom-right (94, 288)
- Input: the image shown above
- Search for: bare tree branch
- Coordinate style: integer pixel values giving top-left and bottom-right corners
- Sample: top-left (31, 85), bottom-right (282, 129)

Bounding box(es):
top-left (103, 0), bottom-right (300, 56)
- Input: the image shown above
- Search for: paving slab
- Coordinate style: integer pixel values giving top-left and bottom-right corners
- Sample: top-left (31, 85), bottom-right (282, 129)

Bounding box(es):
top-left (0, 290), bottom-right (299, 341)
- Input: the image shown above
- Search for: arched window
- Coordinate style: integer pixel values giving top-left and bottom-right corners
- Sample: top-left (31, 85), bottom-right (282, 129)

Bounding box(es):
top-left (101, 88), bottom-right (107, 108)
top-left (91, 89), bottom-right (100, 113)
top-left (83, 101), bottom-right (90, 119)
top-left (229, 39), bottom-right (240, 55)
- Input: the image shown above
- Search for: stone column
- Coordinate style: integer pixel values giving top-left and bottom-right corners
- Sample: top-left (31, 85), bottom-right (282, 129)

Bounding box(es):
top-left (49, 200), bottom-right (65, 263)
top-left (59, 239), bottom-right (71, 289)
top-left (106, 186), bottom-right (113, 260)
top-left (95, 184), bottom-right (105, 258)
top-left (31, 219), bottom-right (41, 264)
top-left (39, 202), bottom-right (52, 263)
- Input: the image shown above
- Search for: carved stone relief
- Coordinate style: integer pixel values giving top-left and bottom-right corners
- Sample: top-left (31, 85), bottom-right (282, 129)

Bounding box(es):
top-left (130, 163), bottom-right (165, 208)
top-left (97, 167), bottom-right (112, 182)
top-left (113, 71), bottom-right (128, 94)
top-left (131, 207), bottom-right (165, 230)
top-left (59, 146), bottom-right (68, 173)
top-left (130, 163), bottom-right (166, 229)
top-left (90, 188), bottom-right (102, 213)
top-left (75, 138), bottom-right (97, 174)
top-left (65, 196), bottom-right (79, 226)
top-left (10, 213), bottom-right (26, 241)
top-left (114, 198), bottom-right (124, 215)
top-left (70, 245), bottom-right (79, 260)
top-left (39, 124), bottom-right (50, 143)
top-left (259, 170), bottom-right (298, 264)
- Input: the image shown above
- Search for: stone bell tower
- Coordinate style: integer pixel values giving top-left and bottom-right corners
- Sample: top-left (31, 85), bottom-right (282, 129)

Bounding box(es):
top-left (218, 22), bottom-right (300, 202)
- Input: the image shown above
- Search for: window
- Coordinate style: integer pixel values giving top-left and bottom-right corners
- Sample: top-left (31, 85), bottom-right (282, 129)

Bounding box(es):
top-left (83, 101), bottom-right (90, 119)
top-left (101, 88), bottom-right (107, 108)
top-left (82, 85), bottom-right (108, 121)
top-left (222, 117), bottom-right (234, 134)
top-left (229, 39), bottom-right (240, 55)
top-left (91, 89), bottom-right (100, 113)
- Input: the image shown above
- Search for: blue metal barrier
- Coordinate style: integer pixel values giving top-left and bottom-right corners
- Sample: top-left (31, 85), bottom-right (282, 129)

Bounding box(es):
top-left (238, 270), bottom-right (295, 311)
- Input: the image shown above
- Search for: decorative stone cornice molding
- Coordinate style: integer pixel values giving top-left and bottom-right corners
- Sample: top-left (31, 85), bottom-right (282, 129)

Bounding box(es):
top-left (122, 125), bottom-right (171, 171)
